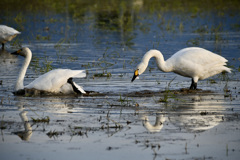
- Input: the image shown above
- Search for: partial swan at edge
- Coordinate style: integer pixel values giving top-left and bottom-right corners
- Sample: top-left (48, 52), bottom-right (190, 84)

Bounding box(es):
top-left (0, 25), bottom-right (21, 50)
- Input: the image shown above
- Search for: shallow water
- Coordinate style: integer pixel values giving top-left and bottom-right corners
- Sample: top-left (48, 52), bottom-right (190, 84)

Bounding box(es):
top-left (0, 0), bottom-right (240, 160)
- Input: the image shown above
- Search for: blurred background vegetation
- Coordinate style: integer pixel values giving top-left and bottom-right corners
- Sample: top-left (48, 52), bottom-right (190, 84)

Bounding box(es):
top-left (0, 0), bottom-right (239, 74)
top-left (1, 0), bottom-right (240, 14)
top-left (1, 0), bottom-right (240, 30)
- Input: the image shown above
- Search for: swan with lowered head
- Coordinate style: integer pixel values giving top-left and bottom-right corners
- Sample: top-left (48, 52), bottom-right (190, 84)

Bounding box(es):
top-left (132, 47), bottom-right (231, 89)
top-left (0, 25), bottom-right (21, 50)
top-left (12, 47), bottom-right (86, 95)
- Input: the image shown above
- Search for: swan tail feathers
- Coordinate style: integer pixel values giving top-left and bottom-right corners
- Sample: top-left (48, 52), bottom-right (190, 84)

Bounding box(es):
top-left (224, 67), bottom-right (232, 73)
top-left (73, 70), bottom-right (86, 78)
top-left (67, 78), bottom-right (86, 94)
top-left (73, 82), bottom-right (86, 94)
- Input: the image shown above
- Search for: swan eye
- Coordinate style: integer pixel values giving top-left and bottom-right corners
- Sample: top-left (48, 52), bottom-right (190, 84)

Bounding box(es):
top-left (134, 69), bottom-right (139, 76)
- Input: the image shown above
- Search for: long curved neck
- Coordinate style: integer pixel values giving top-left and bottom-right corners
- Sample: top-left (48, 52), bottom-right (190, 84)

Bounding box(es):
top-left (142, 50), bottom-right (172, 72)
top-left (15, 51), bottom-right (32, 91)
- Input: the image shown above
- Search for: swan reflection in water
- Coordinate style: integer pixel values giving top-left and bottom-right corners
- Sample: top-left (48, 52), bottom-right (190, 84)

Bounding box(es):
top-left (141, 95), bottom-right (224, 133)
top-left (12, 97), bottom-right (75, 141)
top-left (168, 105), bottom-right (224, 133)
top-left (168, 94), bottom-right (224, 132)
top-left (141, 114), bottom-right (166, 133)
top-left (13, 111), bottom-right (32, 141)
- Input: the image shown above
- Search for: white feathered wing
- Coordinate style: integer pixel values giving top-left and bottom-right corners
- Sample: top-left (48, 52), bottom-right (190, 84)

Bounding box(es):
top-left (25, 69), bottom-right (86, 94)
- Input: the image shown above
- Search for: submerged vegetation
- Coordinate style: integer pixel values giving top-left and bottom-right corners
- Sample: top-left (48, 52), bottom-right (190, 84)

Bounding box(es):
top-left (31, 116), bottom-right (50, 123)
top-left (30, 57), bottom-right (54, 74)
top-left (158, 77), bottom-right (176, 103)
top-left (118, 94), bottom-right (138, 107)
top-left (0, 115), bottom-right (6, 130)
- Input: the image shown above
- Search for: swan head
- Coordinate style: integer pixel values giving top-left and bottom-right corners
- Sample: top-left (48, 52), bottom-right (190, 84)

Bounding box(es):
top-left (11, 47), bottom-right (31, 57)
top-left (131, 62), bottom-right (147, 82)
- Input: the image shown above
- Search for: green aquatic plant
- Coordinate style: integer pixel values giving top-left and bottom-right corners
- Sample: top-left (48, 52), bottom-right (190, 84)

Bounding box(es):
top-left (122, 60), bottom-right (126, 69)
top-left (105, 119), bottom-right (123, 130)
top-left (66, 56), bottom-right (78, 62)
top-left (14, 12), bottom-right (26, 29)
top-left (30, 56), bottom-right (54, 74)
top-left (209, 79), bottom-right (217, 84)
top-left (118, 94), bottom-right (128, 106)
top-left (10, 38), bottom-right (23, 49)
top-left (41, 58), bottom-right (53, 73)
top-left (166, 20), bottom-right (176, 32)
top-left (118, 94), bottom-right (138, 107)
top-left (139, 21), bottom-right (151, 33)
top-left (93, 70), bottom-right (112, 78)
top-left (194, 26), bottom-right (209, 34)
top-left (223, 82), bottom-right (232, 100)
top-left (31, 116), bottom-right (50, 123)
top-left (47, 130), bottom-right (64, 138)
top-left (226, 144), bottom-right (229, 156)
top-left (36, 34), bottom-right (50, 41)
top-left (217, 70), bottom-right (231, 81)
top-left (186, 38), bottom-right (200, 46)
top-left (0, 115), bottom-right (6, 130)
top-left (179, 22), bottom-right (184, 32)
top-left (158, 77), bottom-right (176, 103)
top-left (158, 91), bottom-right (172, 103)
top-left (68, 125), bottom-right (88, 137)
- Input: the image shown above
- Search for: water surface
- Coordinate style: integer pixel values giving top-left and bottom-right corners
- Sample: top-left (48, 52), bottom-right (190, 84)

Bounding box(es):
top-left (0, 0), bottom-right (240, 160)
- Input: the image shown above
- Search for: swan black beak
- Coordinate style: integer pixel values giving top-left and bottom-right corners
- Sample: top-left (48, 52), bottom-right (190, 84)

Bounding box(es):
top-left (11, 49), bottom-right (21, 55)
top-left (131, 69), bottom-right (139, 82)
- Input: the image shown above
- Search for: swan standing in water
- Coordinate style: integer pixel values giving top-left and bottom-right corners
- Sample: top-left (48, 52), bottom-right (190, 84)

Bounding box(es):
top-left (132, 47), bottom-right (231, 89)
top-left (12, 47), bottom-right (86, 95)
top-left (0, 25), bottom-right (21, 50)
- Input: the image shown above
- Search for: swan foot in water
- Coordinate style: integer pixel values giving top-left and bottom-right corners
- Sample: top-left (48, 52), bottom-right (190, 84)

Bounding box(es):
top-left (189, 79), bottom-right (197, 90)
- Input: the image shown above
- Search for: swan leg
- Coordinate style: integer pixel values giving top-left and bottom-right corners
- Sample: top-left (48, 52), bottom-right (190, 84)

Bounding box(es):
top-left (190, 78), bottom-right (197, 90)
top-left (1, 43), bottom-right (4, 50)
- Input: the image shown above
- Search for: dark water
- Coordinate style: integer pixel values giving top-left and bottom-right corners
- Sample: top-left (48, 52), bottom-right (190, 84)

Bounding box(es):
top-left (0, 0), bottom-right (240, 160)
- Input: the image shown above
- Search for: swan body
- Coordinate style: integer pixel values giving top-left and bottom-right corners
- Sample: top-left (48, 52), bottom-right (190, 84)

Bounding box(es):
top-left (0, 25), bottom-right (21, 50)
top-left (132, 47), bottom-right (231, 89)
top-left (12, 47), bottom-right (86, 95)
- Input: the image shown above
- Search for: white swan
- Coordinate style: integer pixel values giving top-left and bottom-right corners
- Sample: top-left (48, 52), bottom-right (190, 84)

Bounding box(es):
top-left (12, 47), bottom-right (86, 95)
top-left (132, 47), bottom-right (231, 89)
top-left (0, 25), bottom-right (21, 50)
